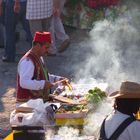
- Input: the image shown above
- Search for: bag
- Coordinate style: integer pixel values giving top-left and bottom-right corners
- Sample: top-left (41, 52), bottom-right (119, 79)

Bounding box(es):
top-left (10, 99), bottom-right (57, 126)
top-left (98, 116), bottom-right (136, 140)
top-left (10, 109), bottom-right (47, 126)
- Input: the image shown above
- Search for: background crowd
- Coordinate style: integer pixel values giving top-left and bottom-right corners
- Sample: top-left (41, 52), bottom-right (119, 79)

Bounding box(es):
top-left (0, 0), bottom-right (122, 63)
top-left (0, 0), bottom-right (70, 62)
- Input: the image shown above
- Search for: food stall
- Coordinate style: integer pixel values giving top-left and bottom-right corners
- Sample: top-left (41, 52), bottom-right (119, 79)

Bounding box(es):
top-left (51, 84), bottom-right (108, 132)
top-left (7, 81), bottom-right (140, 139)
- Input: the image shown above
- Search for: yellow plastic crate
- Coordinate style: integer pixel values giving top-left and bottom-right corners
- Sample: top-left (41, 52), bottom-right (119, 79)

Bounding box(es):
top-left (4, 132), bottom-right (13, 140)
top-left (55, 111), bottom-right (88, 126)
top-left (56, 117), bottom-right (85, 126)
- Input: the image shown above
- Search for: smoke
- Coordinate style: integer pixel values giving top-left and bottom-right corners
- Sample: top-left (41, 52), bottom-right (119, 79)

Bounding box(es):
top-left (46, 127), bottom-right (79, 140)
top-left (70, 5), bottom-right (140, 93)
top-left (57, 127), bottom-right (79, 140)
top-left (46, 99), bottom-right (113, 140)
top-left (83, 98), bottom-right (113, 138)
top-left (47, 1), bottom-right (140, 139)
top-left (54, 2), bottom-right (140, 139)
top-left (47, 126), bottom-right (94, 140)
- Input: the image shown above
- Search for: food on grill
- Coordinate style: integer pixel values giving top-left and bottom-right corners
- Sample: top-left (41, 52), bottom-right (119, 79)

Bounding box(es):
top-left (56, 104), bottom-right (88, 114)
top-left (85, 87), bottom-right (107, 104)
top-left (55, 87), bottom-right (107, 114)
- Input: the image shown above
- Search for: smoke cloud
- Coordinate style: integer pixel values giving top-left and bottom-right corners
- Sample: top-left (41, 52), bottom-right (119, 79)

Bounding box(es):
top-left (48, 1), bottom-right (140, 139)
top-left (58, 2), bottom-right (140, 139)
top-left (68, 3), bottom-right (140, 93)
top-left (83, 98), bottom-right (114, 138)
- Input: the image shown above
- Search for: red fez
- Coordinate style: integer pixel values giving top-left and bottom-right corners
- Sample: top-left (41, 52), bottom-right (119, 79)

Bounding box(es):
top-left (33, 32), bottom-right (52, 44)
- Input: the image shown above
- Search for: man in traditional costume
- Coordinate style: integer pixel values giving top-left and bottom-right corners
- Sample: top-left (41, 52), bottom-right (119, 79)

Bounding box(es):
top-left (16, 31), bottom-right (68, 105)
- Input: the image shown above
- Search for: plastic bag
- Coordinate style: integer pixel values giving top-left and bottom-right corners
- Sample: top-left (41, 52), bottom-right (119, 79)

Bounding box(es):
top-left (10, 99), bottom-right (56, 126)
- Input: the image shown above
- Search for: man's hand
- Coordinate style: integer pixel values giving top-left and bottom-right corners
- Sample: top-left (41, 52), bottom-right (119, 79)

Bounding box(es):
top-left (44, 81), bottom-right (54, 90)
top-left (60, 78), bottom-right (69, 85)
top-left (56, 78), bottom-right (72, 91)
top-left (14, 1), bottom-right (20, 14)
top-left (62, 78), bottom-right (72, 91)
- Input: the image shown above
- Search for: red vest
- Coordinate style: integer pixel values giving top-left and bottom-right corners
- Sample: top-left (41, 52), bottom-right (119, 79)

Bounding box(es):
top-left (16, 51), bottom-right (50, 102)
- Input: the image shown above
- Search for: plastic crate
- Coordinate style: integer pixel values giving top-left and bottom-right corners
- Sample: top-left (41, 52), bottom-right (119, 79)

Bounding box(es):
top-left (55, 111), bottom-right (88, 128)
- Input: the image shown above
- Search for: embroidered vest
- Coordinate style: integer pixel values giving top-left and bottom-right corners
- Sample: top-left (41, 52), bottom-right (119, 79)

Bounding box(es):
top-left (16, 51), bottom-right (50, 102)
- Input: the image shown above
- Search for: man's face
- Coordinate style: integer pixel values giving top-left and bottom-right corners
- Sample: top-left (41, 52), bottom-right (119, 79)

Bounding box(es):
top-left (40, 43), bottom-right (51, 56)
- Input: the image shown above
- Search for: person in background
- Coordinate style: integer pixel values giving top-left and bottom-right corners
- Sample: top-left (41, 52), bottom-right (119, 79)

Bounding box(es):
top-left (26, 0), bottom-right (59, 56)
top-left (2, 0), bottom-right (32, 62)
top-left (16, 31), bottom-right (69, 105)
top-left (98, 81), bottom-right (140, 140)
top-left (0, 0), bottom-right (5, 48)
top-left (50, 0), bottom-right (70, 53)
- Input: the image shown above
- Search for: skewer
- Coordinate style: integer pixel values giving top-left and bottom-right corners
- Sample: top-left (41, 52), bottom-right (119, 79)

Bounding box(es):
top-left (54, 79), bottom-right (73, 91)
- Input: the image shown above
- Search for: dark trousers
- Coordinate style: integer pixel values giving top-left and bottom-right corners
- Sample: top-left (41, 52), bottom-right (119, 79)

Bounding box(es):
top-left (4, 0), bottom-right (32, 61)
top-left (0, 2), bottom-right (5, 46)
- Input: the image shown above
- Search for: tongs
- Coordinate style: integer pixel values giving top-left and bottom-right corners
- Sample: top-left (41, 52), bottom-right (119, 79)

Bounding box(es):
top-left (54, 79), bottom-right (73, 91)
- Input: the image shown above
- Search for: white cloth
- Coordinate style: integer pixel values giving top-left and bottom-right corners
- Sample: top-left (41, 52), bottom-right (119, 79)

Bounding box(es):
top-left (26, 0), bottom-right (53, 20)
top-left (18, 57), bottom-right (62, 90)
top-left (105, 111), bottom-right (140, 140)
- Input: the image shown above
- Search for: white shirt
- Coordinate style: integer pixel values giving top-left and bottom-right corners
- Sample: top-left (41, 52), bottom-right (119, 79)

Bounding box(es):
top-left (18, 57), bottom-right (61, 90)
top-left (26, 0), bottom-right (53, 20)
top-left (105, 111), bottom-right (140, 140)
